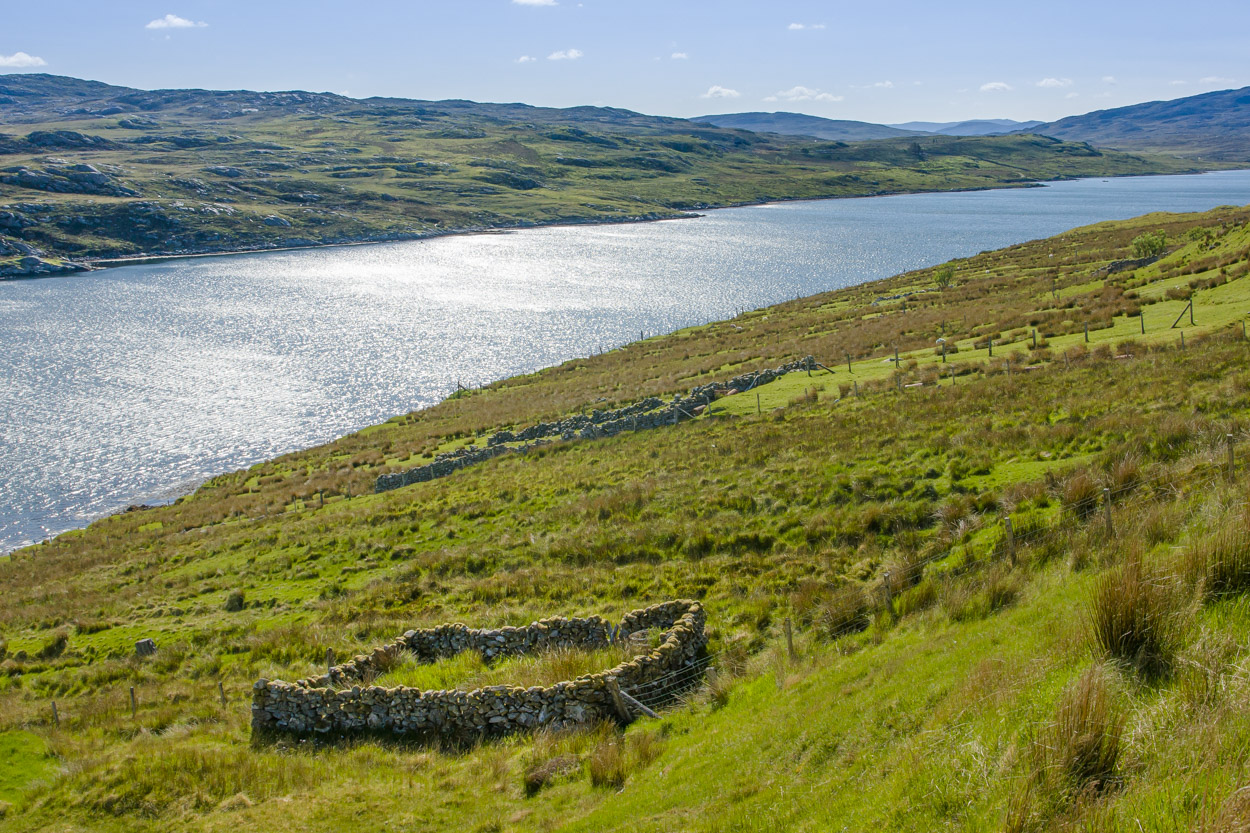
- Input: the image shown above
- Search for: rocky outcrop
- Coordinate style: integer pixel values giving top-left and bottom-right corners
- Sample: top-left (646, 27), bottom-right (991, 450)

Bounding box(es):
top-left (1, 163), bottom-right (138, 197)
top-left (0, 254), bottom-right (89, 279)
top-left (251, 600), bottom-right (707, 741)
top-left (374, 356), bottom-right (816, 493)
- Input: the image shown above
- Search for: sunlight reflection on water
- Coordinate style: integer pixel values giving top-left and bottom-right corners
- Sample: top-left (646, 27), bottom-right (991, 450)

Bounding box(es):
top-left (3, 170), bottom-right (1249, 550)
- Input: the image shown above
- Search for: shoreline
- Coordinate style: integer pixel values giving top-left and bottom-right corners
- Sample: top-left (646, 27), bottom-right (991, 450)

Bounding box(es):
top-left (11, 171), bottom-right (1201, 277)
top-left (3, 167), bottom-right (1246, 553)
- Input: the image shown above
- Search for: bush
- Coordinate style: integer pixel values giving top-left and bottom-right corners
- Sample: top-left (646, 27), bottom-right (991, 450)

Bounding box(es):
top-left (36, 628), bottom-right (69, 660)
top-left (224, 589), bottom-right (246, 612)
top-left (1087, 555), bottom-right (1182, 676)
top-left (1131, 230), bottom-right (1167, 259)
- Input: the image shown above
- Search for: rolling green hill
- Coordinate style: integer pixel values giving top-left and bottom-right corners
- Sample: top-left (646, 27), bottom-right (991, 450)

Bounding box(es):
top-left (692, 111), bottom-right (920, 141)
top-left (3, 204), bottom-right (1250, 830)
top-left (0, 75), bottom-right (1196, 278)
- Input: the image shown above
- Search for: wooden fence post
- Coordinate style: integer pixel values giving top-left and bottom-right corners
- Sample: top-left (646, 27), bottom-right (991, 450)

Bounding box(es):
top-left (605, 676), bottom-right (633, 723)
top-left (130, 686), bottom-right (136, 719)
top-left (619, 688), bottom-right (660, 720)
top-left (988, 338), bottom-right (993, 357)
top-left (1228, 434), bottom-right (1236, 477)
top-left (1103, 488), bottom-right (1114, 538)
top-left (1084, 322), bottom-right (1089, 343)
top-left (756, 392), bottom-right (761, 415)
top-left (51, 701), bottom-right (59, 728)
top-left (847, 352), bottom-right (852, 373)
top-left (1005, 517), bottom-right (1016, 566)
top-left (784, 617), bottom-right (796, 664)
top-left (1141, 312), bottom-right (1146, 335)
top-left (326, 647), bottom-right (333, 677)
top-left (219, 681), bottom-right (227, 708)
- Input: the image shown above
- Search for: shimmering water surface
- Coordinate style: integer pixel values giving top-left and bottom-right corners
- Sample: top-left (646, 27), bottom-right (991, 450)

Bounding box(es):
top-left (4, 170), bottom-right (1250, 551)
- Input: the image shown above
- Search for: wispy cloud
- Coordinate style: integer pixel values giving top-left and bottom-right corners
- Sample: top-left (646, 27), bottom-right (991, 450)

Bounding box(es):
top-left (763, 85), bottom-right (843, 103)
top-left (1102, 75), bottom-right (1118, 84)
top-left (980, 81), bottom-right (1012, 92)
top-left (517, 55), bottom-right (535, 63)
top-left (787, 22), bottom-right (826, 30)
top-left (0, 51), bottom-right (46, 67)
top-left (146, 13), bottom-right (207, 29)
top-left (513, 0), bottom-right (557, 5)
top-left (547, 48), bottom-right (583, 60)
top-left (871, 80), bottom-right (894, 89)
top-left (701, 85), bottom-right (740, 99)
top-left (1170, 80), bottom-right (1187, 86)
top-left (1200, 75), bottom-right (1235, 85)
top-left (1037, 77), bottom-right (1073, 88)
top-left (671, 52), bottom-right (688, 60)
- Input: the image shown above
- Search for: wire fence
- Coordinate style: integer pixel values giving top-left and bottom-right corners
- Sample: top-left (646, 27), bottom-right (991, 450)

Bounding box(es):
top-left (624, 433), bottom-right (1246, 716)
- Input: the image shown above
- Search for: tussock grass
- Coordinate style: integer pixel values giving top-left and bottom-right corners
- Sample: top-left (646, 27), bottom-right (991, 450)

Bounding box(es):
top-left (1087, 553), bottom-right (1185, 677)
top-left (1184, 507), bottom-right (1250, 598)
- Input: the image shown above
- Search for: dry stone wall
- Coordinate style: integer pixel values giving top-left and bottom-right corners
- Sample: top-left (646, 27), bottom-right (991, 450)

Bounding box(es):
top-left (252, 600), bottom-right (706, 742)
top-left (375, 356), bottom-right (815, 493)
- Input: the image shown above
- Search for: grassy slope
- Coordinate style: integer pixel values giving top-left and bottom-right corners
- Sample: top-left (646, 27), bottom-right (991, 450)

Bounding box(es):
top-left (0, 84), bottom-right (1198, 267)
top-left (3, 206), bottom-right (1250, 830)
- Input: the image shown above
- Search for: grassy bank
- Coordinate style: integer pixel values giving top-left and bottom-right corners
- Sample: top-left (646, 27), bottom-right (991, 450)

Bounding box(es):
top-left (3, 204), bottom-right (1250, 830)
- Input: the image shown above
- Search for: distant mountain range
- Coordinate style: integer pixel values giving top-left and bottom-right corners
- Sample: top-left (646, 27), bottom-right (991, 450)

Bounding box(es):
top-left (1024, 86), bottom-right (1250, 161)
top-left (692, 112), bottom-right (918, 141)
top-left (694, 113), bottom-right (1045, 141)
top-left (891, 118), bottom-right (1045, 135)
top-left (697, 88), bottom-right (1250, 161)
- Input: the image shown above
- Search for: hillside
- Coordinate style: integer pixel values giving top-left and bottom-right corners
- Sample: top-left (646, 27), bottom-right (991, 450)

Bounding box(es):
top-left (692, 111), bottom-right (918, 141)
top-left (0, 75), bottom-right (1194, 278)
top-left (1029, 86), bottom-right (1250, 161)
top-left (3, 204), bottom-right (1250, 830)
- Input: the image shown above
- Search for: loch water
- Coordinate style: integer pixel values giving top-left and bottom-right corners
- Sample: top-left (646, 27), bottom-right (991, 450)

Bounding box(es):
top-left (3, 170), bottom-right (1250, 552)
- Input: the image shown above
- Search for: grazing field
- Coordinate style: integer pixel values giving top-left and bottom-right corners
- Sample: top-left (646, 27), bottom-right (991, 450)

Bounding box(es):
top-left (3, 204), bottom-right (1250, 830)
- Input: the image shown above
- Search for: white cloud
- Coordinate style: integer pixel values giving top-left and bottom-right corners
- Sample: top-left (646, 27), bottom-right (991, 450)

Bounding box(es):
top-left (513, 0), bottom-right (557, 5)
top-left (1065, 92), bottom-right (1080, 99)
top-left (764, 85), bottom-right (843, 103)
top-left (1102, 75), bottom-right (1118, 84)
top-left (1037, 77), bottom-right (1073, 88)
top-left (788, 22), bottom-right (804, 29)
top-left (980, 81), bottom-right (1012, 92)
top-left (145, 13), bottom-right (207, 29)
top-left (1170, 80), bottom-right (1187, 86)
top-left (0, 51), bottom-right (46, 68)
top-left (671, 52), bottom-right (688, 60)
top-left (547, 48), bottom-right (583, 60)
top-left (701, 85), bottom-right (740, 99)
top-left (871, 80), bottom-right (894, 89)
top-left (517, 55), bottom-right (535, 63)
top-left (787, 22), bottom-right (825, 30)
top-left (1200, 75), bottom-right (1235, 85)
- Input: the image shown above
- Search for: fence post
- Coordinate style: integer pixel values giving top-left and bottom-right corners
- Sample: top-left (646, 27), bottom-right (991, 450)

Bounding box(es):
top-left (988, 338), bottom-right (993, 357)
top-left (219, 681), bottom-right (227, 708)
top-left (1181, 331), bottom-right (1186, 349)
top-left (605, 676), bottom-right (633, 724)
top-left (1032, 329), bottom-right (1037, 348)
top-left (756, 392), bottom-right (761, 415)
top-left (847, 352), bottom-right (852, 373)
top-left (1103, 488), bottom-right (1114, 538)
top-left (1141, 312), bottom-right (1146, 335)
top-left (51, 701), bottom-right (59, 728)
top-left (941, 341), bottom-right (947, 363)
top-left (1005, 517), bottom-right (1016, 566)
top-left (882, 571), bottom-right (894, 613)
top-left (784, 617), bottom-right (796, 664)
top-left (326, 647), bottom-right (333, 677)
top-left (130, 686), bottom-right (136, 719)
top-left (1085, 322), bottom-right (1089, 343)
top-left (1229, 434), bottom-right (1236, 477)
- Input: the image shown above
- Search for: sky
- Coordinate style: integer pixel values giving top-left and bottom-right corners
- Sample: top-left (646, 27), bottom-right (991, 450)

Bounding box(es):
top-left (1, 1), bottom-right (1246, 125)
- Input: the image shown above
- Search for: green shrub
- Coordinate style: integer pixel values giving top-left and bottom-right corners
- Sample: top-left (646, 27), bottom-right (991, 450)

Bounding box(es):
top-left (224, 590), bottom-right (246, 612)
top-left (1131, 230), bottom-right (1167, 259)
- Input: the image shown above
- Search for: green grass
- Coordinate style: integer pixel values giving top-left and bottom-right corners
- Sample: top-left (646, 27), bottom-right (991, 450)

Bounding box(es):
top-left (0, 731), bottom-right (55, 804)
top-left (4, 205), bottom-right (1250, 829)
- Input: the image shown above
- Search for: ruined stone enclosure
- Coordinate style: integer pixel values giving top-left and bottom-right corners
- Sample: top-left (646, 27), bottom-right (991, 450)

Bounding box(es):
top-left (251, 600), bottom-right (707, 743)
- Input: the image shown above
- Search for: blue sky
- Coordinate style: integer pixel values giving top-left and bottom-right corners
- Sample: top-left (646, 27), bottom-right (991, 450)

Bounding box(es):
top-left (1, 1), bottom-right (1245, 123)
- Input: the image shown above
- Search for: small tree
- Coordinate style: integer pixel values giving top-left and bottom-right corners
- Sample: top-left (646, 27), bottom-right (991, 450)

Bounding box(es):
top-left (1131, 231), bottom-right (1167, 260)
top-left (934, 264), bottom-right (955, 290)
